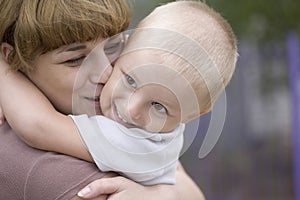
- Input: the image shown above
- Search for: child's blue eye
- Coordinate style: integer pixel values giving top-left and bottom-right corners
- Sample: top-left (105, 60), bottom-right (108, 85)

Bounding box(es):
top-left (125, 74), bottom-right (137, 88)
top-left (151, 102), bottom-right (167, 113)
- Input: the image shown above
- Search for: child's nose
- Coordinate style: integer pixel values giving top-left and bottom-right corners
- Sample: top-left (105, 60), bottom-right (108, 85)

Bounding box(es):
top-left (127, 95), bottom-right (145, 121)
top-left (127, 103), bottom-right (142, 120)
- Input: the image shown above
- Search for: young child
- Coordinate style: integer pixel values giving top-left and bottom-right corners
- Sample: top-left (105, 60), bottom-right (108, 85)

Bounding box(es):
top-left (0, 1), bottom-right (237, 186)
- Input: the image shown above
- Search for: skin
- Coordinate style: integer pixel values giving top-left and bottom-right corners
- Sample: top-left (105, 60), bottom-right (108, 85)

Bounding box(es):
top-left (26, 35), bottom-right (125, 116)
top-left (0, 0), bottom-right (235, 198)
top-left (100, 53), bottom-right (182, 132)
top-left (0, 35), bottom-right (128, 162)
top-left (0, 42), bottom-right (202, 154)
top-left (76, 162), bottom-right (205, 200)
top-left (101, 49), bottom-right (200, 133)
top-left (0, 40), bottom-right (205, 200)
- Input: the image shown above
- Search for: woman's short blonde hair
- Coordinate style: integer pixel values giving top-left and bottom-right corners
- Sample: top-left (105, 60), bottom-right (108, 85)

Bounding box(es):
top-left (0, 0), bottom-right (131, 72)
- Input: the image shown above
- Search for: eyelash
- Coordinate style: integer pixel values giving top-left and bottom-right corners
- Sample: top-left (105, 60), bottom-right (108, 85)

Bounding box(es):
top-left (123, 72), bottom-right (168, 114)
top-left (151, 102), bottom-right (168, 114)
top-left (125, 74), bottom-right (137, 88)
top-left (64, 55), bottom-right (86, 65)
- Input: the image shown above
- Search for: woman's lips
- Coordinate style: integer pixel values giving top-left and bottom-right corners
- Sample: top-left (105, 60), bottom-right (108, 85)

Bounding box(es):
top-left (84, 85), bottom-right (103, 106)
top-left (83, 96), bottom-right (101, 114)
top-left (85, 96), bottom-right (100, 104)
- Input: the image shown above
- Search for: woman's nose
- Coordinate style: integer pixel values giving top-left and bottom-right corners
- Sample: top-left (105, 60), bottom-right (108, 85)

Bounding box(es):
top-left (89, 65), bottom-right (112, 84)
top-left (87, 41), bottom-right (114, 84)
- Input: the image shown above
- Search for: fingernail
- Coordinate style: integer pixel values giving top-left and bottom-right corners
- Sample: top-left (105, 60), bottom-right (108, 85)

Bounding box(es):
top-left (78, 186), bottom-right (91, 197)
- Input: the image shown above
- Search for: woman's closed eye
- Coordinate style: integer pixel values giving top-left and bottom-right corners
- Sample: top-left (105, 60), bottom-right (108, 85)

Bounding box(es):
top-left (64, 55), bottom-right (86, 66)
top-left (151, 102), bottom-right (167, 113)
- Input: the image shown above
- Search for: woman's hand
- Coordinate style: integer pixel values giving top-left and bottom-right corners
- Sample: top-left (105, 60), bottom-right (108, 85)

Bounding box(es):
top-left (72, 194), bottom-right (108, 200)
top-left (77, 163), bottom-right (205, 200)
top-left (77, 176), bottom-right (178, 200)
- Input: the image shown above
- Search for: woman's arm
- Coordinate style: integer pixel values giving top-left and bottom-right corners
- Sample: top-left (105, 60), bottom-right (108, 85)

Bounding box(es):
top-left (0, 58), bottom-right (92, 161)
top-left (77, 162), bottom-right (205, 200)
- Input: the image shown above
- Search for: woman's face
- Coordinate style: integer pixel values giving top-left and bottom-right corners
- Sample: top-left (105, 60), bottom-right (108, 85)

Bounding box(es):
top-left (26, 35), bottom-right (125, 115)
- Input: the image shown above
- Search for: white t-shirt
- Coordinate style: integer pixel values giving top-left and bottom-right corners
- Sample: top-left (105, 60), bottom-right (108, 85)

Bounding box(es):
top-left (70, 114), bottom-right (184, 185)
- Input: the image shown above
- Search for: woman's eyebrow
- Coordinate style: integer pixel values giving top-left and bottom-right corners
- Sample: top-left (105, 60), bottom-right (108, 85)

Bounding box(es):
top-left (65, 45), bottom-right (87, 52)
top-left (57, 45), bottom-right (87, 53)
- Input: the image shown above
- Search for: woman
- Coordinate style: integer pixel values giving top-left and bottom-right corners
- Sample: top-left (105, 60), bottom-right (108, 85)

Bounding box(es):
top-left (0, 0), bottom-right (204, 199)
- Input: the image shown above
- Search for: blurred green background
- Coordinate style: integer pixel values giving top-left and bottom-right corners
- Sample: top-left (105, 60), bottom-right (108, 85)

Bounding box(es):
top-left (128, 1), bottom-right (299, 199)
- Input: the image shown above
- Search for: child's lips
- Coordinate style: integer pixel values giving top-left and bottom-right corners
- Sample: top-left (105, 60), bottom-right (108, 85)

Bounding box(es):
top-left (113, 103), bottom-right (137, 128)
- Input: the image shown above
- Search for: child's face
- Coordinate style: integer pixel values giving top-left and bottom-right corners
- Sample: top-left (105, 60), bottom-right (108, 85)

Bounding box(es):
top-left (100, 49), bottom-right (200, 133)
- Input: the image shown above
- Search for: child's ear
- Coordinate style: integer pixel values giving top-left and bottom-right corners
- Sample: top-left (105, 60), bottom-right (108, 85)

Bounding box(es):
top-left (200, 109), bottom-right (210, 115)
top-left (183, 109), bottom-right (211, 123)
top-left (1, 43), bottom-right (14, 62)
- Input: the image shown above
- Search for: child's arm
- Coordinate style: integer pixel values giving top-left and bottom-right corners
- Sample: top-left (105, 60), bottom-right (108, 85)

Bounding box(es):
top-left (0, 60), bottom-right (92, 162)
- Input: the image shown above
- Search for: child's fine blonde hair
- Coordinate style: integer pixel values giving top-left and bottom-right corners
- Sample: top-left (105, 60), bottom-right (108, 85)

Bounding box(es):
top-left (137, 0), bottom-right (238, 115)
